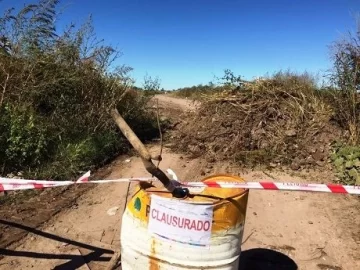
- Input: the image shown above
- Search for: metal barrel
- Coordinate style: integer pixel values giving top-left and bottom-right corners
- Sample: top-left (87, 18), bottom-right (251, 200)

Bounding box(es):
top-left (121, 174), bottom-right (249, 270)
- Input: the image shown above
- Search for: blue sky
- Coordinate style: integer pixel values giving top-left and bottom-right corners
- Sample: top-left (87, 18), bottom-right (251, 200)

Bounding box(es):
top-left (1, 0), bottom-right (359, 89)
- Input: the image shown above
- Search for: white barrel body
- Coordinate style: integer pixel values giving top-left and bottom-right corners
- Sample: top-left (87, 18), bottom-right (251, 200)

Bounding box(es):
top-left (121, 175), bottom-right (249, 270)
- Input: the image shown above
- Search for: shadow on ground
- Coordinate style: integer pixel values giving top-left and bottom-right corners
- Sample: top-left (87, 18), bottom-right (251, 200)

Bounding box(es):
top-left (0, 219), bottom-right (299, 270)
top-left (239, 248), bottom-right (298, 270)
top-left (0, 219), bottom-right (114, 269)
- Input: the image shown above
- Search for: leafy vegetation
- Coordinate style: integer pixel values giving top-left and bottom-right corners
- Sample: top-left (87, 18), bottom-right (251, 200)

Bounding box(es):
top-left (0, 0), bottom-right (158, 180)
top-left (328, 21), bottom-right (360, 145)
top-left (171, 69), bottom-right (242, 99)
top-left (331, 143), bottom-right (360, 185)
top-left (1, 0), bottom-right (359, 188)
top-left (325, 21), bottom-right (360, 184)
top-left (172, 84), bottom-right (222, 99)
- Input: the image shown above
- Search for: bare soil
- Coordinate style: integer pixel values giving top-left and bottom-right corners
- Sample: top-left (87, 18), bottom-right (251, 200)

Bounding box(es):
top-left (0, 95), bottom-right (359, 270)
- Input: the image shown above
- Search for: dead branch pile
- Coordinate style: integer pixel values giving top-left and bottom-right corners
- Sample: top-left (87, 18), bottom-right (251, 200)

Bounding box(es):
top-left (173, 78), bottom-right (344, 169)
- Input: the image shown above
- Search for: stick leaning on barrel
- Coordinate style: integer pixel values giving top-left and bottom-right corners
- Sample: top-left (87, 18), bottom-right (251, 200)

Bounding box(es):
top-left (110, 108), bottom-right (189, 198)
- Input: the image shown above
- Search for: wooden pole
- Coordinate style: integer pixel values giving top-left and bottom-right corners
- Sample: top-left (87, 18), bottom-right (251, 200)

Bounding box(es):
top-left (110, 108), bottom-right (175, 192)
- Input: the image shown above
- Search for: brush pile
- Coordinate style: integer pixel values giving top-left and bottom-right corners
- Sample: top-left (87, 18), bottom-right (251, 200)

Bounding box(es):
top-left (173, 75), bottom-right (344, 169)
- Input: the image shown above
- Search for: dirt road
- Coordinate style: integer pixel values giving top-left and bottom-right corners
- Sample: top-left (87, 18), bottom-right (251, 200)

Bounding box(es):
top-left (154, 94), bottom-right (199, 112)
top-left (0, 95), bottom-right (359, 270)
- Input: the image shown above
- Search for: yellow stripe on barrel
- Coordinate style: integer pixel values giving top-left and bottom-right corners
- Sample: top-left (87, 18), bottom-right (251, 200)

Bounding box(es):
top-left (127, 174), bottom-right (248, 233)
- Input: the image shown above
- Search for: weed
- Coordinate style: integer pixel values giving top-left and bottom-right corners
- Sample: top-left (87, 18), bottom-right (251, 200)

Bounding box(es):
top-left (330, 142), bottom-right (360, 185)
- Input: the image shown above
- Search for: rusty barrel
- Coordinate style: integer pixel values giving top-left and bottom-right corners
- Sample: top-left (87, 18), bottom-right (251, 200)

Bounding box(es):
top-left (120, 174), bottom-right (249, 269)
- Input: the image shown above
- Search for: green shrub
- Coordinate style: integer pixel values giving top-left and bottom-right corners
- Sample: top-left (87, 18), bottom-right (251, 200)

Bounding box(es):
top-left (4, 105), bottom-right (48, 170)
top-left (0, 1), bottom-right (159, 180)
top-left (331, 143), bottom-right (360, 185)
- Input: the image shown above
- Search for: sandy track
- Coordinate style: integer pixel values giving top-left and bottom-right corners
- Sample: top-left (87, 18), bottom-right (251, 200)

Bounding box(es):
top-left (153, 94), bottom-right (199, 112)
top-left (0, 95), bottom-right (359, 270)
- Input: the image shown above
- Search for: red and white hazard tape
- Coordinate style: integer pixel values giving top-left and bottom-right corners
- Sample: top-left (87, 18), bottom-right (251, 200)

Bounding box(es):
top-left (0, 171), bottom-right (90, 192)
top-left (0, 171), bottom-right (90, 185)
top-left (0, 171), bottom-right (155, 192)
top-left (1, 171), bottom-right (359, 195)
top-left (180, 181), bottom-right (360, 195)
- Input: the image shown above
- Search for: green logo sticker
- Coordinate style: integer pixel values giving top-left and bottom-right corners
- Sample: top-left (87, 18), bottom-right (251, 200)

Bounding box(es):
top-left (134, 197), bottom-right (141, 211)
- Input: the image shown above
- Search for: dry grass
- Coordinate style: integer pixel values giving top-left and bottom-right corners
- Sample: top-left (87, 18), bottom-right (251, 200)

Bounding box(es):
top-left (173, 74), bottom-right (343, 169)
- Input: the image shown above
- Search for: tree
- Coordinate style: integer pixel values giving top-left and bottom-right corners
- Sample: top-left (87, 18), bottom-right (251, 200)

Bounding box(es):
top-left (330, 19), bottom-right (360, 144)
top-left (331, 22), bottom-right (360, 91)
top-left (143, 74), bottom-right (161, 92)
top-left (0, 0), bottom-right (59, 57)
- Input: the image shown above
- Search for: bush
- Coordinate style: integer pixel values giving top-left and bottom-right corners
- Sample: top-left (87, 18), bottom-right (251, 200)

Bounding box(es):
top-left (3, 105), bottom-right (49, 170)
top-left (172, 84), bottom-right (223, 100)
top-left (331, 143), bottom-right (360, 185)
top-left (329, 21), bottom-right (360, 145)
top-left (0, 1), bottom-right (158, 180)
